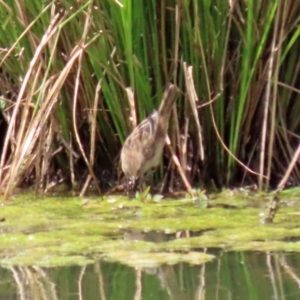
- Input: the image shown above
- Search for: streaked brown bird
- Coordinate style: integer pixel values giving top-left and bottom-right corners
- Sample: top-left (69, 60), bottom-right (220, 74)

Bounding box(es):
top-left (121, 83), bottom-right (179, 182)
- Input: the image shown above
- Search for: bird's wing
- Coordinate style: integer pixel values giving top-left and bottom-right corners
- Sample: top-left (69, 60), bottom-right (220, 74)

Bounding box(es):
top-left (134, 111), bottom-right (159, 145)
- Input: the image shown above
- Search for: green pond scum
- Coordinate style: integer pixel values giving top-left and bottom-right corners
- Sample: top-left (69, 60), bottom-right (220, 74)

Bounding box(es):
top-left (1, 189), bottom-right (300, 268)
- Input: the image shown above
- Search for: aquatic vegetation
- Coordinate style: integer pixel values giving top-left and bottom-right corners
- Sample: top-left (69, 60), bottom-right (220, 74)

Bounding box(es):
top-left (1, 189), bottom-right (300, 267)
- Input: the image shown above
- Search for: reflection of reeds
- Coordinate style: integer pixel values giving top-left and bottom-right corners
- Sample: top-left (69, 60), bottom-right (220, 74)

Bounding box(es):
top-left (11, 266), bottom-right (58, 300)
top-left (94, 262), bottom-right (107, 300)
top-left (1, 1), bottom-right (300, 197)
top-left (3, 252), bottom-right (300, 299)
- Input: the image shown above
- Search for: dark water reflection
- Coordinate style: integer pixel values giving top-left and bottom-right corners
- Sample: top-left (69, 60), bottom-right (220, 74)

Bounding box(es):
top-left (1, 251), bottom-right (300, 300)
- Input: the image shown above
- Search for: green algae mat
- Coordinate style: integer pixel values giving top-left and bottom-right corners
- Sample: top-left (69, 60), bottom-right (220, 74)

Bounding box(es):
top-left (1, 188), bottom-right (300, 268)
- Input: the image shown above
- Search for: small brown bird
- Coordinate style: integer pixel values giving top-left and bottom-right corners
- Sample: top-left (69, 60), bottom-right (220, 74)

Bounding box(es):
top-left (121, 83), bottom-right (179, 182)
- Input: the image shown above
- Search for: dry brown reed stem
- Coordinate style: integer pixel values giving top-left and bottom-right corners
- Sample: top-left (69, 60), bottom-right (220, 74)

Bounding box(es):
top-left (160, 2), bottom-right (167, 81)
top-left (112, 0), bottom-right (124, 7)
top-left (69, 136), bottom-right (76, 190)
top-left (172, 3), bottom-right (180, 83)
top-left (276, 143), bottom-right (300, 192)
top-left (263, 143), bottom-right (300, 224)
top-left (209, 98), bottom-right (269, 178)
top-left (37, 117), bottom-right (54, 192)
top-left (181, 117), bottom-right (190, 179)
top-left (0, 3), bottom-right (53, 68)
top-left (276, 80), bottom-right (300, 181)
top-left (2, 39), bottom-right (84, 200)
top-left (90, 80), bottom-right (102, 165)
top-left (277, 82), bottom-right (300, 94)
top-left (0, 13), bottom-right (61, 197)
top-left (80, 175), bottom-right (92, 197)
top-left (183, 60), bottom-right (266, 178)
top-left (166, 135), bottom-right (192, 192)
top-left (183, 63), bottom-right (204, 161)
top-left (259, 2), bottom-right (282, 190)
top-left (0, 12), bottom-right (61, 177)
top-left (126, 87), bottom-right (136, 129)
top-left (72, 3), bottom-right (101, 196)
top-left (196, 3), bottom-right (265, 179)
top-left (74, 63), bottom-right (101, 195)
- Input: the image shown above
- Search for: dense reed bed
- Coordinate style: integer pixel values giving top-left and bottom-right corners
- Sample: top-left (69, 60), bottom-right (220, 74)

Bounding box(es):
top-left (0, 1), bottom-right (300, 198)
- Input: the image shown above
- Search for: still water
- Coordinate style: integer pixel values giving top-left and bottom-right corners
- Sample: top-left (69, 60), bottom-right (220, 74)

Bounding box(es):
top-left (1, 192), bottom-right (300, 299)
top-left (1, 251), bottom-right (299, 300)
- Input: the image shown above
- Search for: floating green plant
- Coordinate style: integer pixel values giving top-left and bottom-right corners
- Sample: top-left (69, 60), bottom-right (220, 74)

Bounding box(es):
top-left (0, 189), bottom-right (300, 267)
